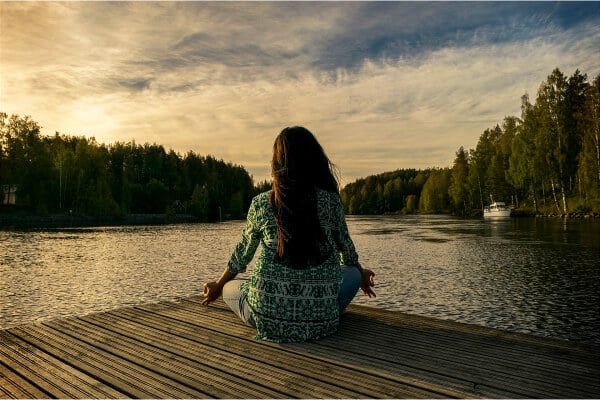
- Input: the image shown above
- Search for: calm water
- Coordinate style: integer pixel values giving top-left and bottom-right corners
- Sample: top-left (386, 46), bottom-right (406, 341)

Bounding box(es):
top-left (1, 216), bottom-right (599, 343)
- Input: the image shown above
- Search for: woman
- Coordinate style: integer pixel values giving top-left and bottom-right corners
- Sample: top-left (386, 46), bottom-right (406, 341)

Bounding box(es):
top-left (202, 126), bottom-right (375, 342)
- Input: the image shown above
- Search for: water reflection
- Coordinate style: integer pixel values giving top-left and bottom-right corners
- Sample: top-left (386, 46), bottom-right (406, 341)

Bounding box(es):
top-left (347, 215), bottom-right (600, 343)
top-left (1, 223), bottom-right (243, 327)
top-left (1, 216), bottom-right (599, 343)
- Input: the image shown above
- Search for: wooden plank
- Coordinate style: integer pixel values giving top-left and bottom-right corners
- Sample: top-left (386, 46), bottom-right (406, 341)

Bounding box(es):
top-left (335, 315), bottom-right (600, 386)
top-left (311, 327), bottom-right (592, 398)
top-left (311, 311), bottom-right (599, 398)
top-left (86, 308), bottom-right (438, 398)
top-left (188, 296), bottom-right (597, 371)
top-left (162, 299), bottom-right (520, 398)
top-left (164, 298), bottom-right (515, 397)
top-left (0, 358), bottom-right (49, 398)
top-left (1, 296), bottom-right (598, 399)
top-left (346, 304), bottom-right (599, 363)
top-left (340, 308), bottom-right (600, 378)
top-left (0, 330), bottom-right (126, 398)
top-left (142, 300), bottom-right (505, 398)
top-left (52, 315), bottom-right (308, 399)
top-left (347, 324), bottom-right (599, 385)
top-left (97, 319), bottom-right (302, 398)
top-left (183, 298), bottom-right (600, 398)
top-left (10, 324), bottom-right (206, 398)
top-left (100, 305), bottom-right (462, 398)
top-left (166, 302), bottom-right (515, 398)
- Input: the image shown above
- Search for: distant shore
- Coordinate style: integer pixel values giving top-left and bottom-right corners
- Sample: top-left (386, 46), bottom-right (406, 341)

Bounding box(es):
top-left (510, 209), bottom-right (600, 219)
top-left (0, 213), bottom-right (203, 229)
top-left (533, 212), bottom-right (600, 219)
top-left (1, 209), bottom-right (598, 230)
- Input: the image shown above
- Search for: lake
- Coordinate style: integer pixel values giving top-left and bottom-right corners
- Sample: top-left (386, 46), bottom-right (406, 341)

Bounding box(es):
top-left (1, 215), bottom-right (599, 343)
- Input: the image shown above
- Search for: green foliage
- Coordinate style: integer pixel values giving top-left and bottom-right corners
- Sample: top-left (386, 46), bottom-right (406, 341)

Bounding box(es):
top-left (0, 113), bottom-right (255, 221)
top-left (571, 198), bottom-right (592, 214)
top-left (145, 179), bottom-right (169, 213)
top-left (189, 184), bottom-right (210, 219)
top-left (3, 69), bottom-right (597, 219)
top-left (449, 147), bottom-right (469, 216)
top-left (341, 68), bottom-right (600, 216)
top-left (403, 195), bottom-right (418, 214)
top-left (253, 180), bottom-right (272, 196)
top-left (419, 169), bottom-right (451, 213)
top-left (341, 169), bottom-right (428, 214)
top-left (228, 191), bottom-right (245, 219)
top-left (578, 74), bottom-right (600, 199)
top-left (447, 68), bottom-right (599, 215)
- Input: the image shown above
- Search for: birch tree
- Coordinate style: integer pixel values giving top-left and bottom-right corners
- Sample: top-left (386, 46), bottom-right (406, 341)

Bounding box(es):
top-left (535, 68), bottom-right (569, 213)
top-left (578, 73), bottom-right (600, 198)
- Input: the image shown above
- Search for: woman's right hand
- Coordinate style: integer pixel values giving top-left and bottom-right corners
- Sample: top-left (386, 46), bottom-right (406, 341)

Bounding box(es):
top-left (202, 281), bottom-right (222, 305)
top-left (202, 269), bottom-right (238, 306)
top-left (360, 268), bottom-right (376, 298)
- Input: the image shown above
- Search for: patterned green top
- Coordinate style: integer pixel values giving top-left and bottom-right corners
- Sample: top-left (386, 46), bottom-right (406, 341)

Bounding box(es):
top-left (227, 189), bottom-right (359, 342)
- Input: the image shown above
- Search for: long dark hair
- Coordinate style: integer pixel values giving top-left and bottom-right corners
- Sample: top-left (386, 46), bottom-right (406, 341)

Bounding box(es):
top-left (270, 126), bottom-right (339, 268)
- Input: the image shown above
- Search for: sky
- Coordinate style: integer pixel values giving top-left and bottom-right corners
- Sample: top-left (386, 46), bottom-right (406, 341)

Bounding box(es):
top-left (1, 2), bottom-right (599, 185)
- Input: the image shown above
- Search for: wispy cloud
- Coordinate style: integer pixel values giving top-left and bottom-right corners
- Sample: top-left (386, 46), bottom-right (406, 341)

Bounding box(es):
top-left (1, 2), bottom-right (598, 183)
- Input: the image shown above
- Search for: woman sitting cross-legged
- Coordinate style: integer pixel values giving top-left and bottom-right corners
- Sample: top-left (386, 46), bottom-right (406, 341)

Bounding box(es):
top-left (202, 126), bottom-right (376, 343)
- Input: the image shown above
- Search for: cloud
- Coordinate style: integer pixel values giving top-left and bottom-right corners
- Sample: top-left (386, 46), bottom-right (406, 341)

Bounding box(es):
top-left (307, 2), bottom-right (599, 72)
top-left (117, 78), bottom-right (153, 92)
top-left (1, 2), bottom-right (599, 185)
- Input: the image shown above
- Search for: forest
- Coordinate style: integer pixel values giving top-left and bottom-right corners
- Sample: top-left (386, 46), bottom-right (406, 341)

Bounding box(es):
top-left (341, 68), bottom-right (600, 216)
top-left (2, 68), bottom-right (598, 221)
top-left (0, 113), bottom-right (255, 221)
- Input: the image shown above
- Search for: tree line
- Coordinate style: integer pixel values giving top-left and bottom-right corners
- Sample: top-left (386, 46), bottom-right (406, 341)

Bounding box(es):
top-left (0, 112), bottom-right (255, 221)
top-left (341, 68), bottom-right (600, 216)
top-left (3, 68), bottom-right (598, 221)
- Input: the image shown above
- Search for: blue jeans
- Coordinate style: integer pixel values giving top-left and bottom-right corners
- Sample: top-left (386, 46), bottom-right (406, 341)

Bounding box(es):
top-left (221, 265), bottom-right (362, 328)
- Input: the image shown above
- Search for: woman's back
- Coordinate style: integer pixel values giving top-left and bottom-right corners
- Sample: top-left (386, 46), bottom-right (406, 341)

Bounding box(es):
top-left (233, 189), bottom-right (358, 342)
top-left (203, 126), bottom-right (374, 343)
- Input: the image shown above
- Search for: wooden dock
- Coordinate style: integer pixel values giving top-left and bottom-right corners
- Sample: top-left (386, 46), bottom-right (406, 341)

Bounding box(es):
top-left (1, 296), bottom-right (599, 398)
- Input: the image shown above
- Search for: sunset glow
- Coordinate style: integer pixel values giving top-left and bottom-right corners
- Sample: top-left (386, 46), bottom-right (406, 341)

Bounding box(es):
top-left (1, 2), bottom-right (598, 184)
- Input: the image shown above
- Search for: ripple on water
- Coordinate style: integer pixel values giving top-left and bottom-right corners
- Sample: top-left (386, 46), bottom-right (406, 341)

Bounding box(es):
top-left (1, 218), bottom-right (599, 343)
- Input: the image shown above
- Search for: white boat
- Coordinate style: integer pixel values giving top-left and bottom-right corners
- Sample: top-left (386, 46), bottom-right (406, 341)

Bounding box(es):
top-left (483, 201), bottom-right (512, 218)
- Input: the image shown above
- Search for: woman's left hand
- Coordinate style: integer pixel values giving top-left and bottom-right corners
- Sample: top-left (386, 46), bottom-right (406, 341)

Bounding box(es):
top-left (360, 268), bottom-right (376, 298)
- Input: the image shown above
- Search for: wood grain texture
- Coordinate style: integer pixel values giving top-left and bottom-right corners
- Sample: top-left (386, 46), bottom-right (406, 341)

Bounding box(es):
top-left (2, 296), bottom-right (598, 398)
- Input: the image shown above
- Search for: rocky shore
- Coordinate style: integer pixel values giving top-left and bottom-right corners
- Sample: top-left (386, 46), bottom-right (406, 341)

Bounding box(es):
top-left (534, 212), bottom-right (600, 219)
top-left (511, 209), bottom-right (600, 219)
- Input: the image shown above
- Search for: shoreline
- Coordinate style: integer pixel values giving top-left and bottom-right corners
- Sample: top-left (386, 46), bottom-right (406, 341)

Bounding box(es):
top-left (1, 210), bottom-right (598, 230)
top-left (0, 213), bottom-right (203, 229)
top-left (511, 209), bottom-right (600, 219)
